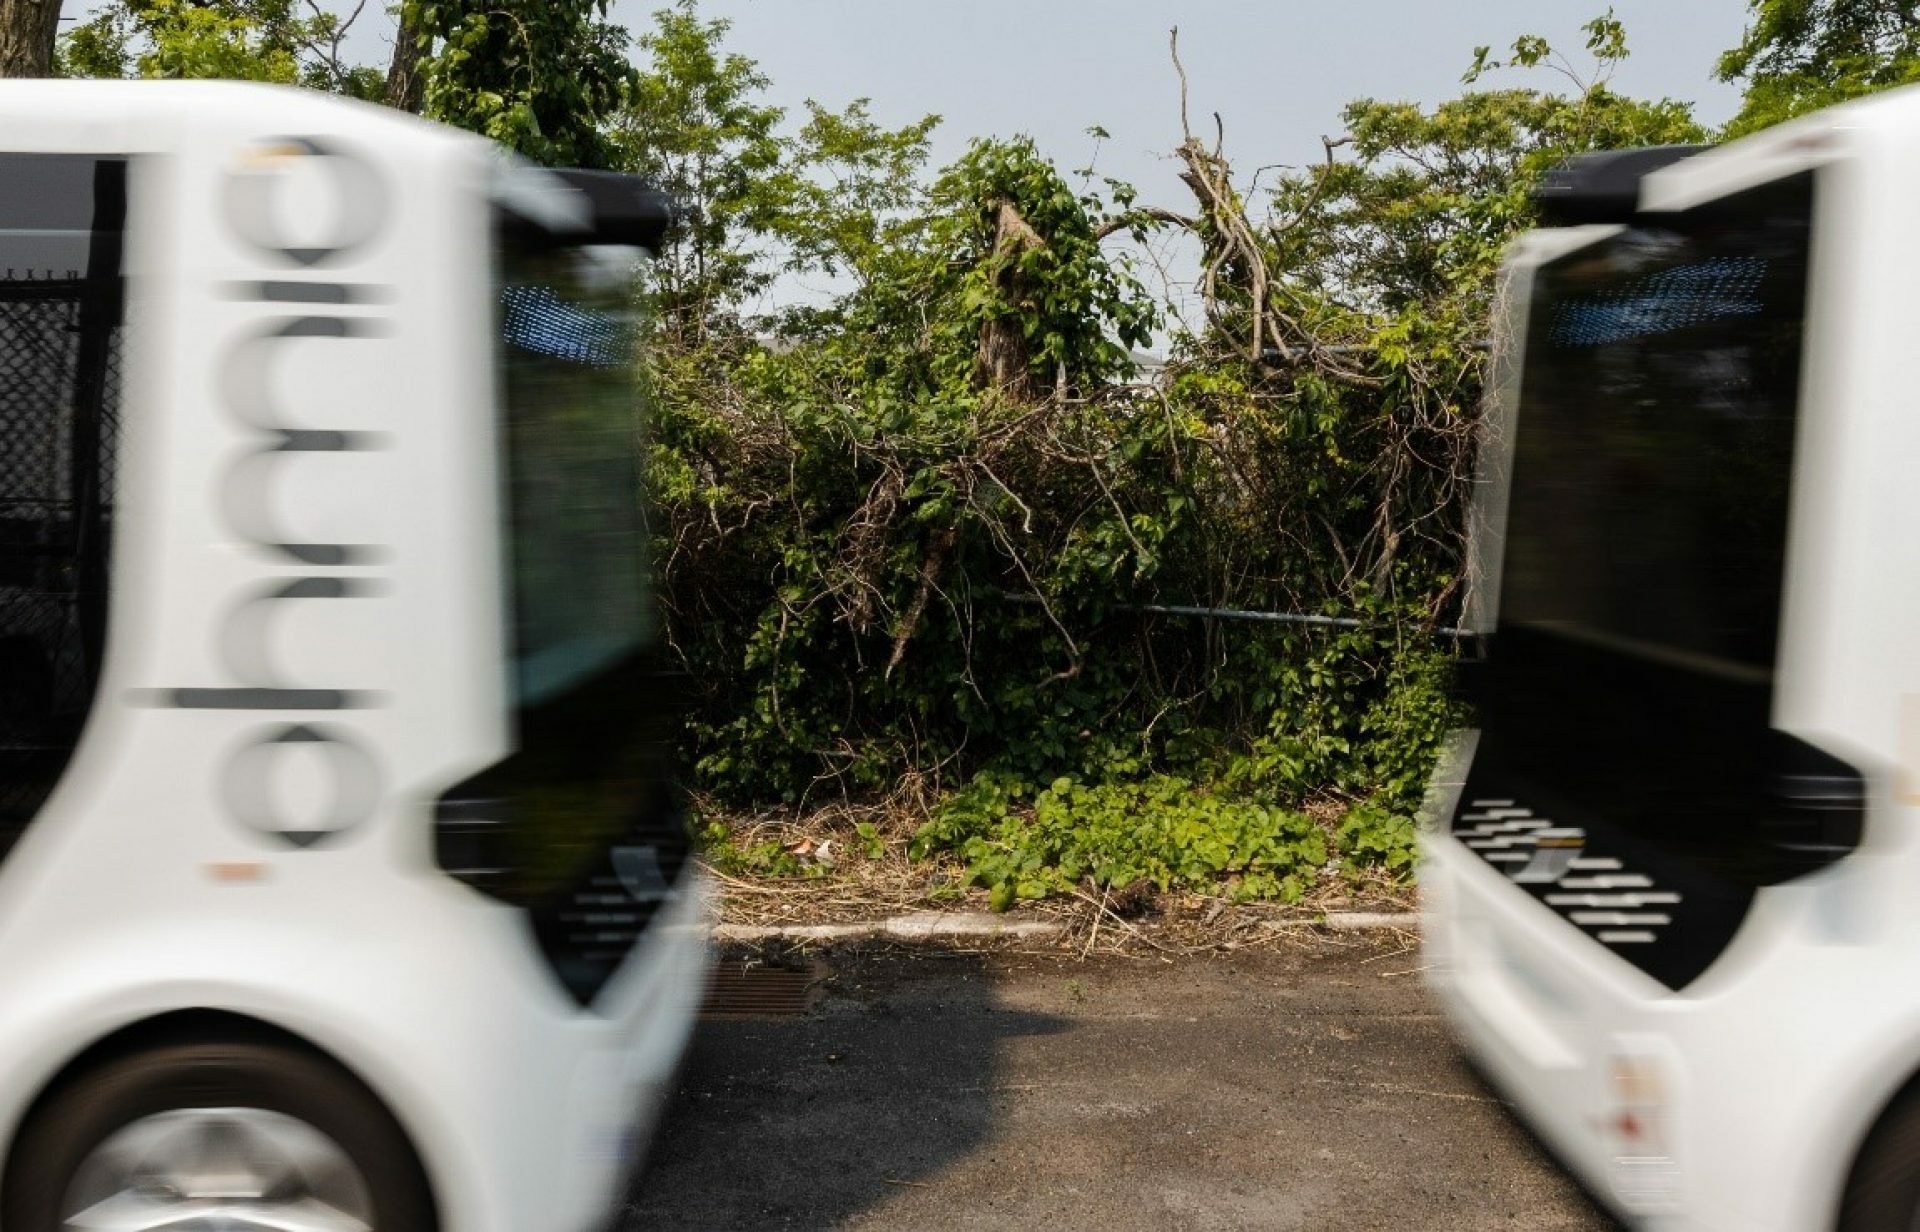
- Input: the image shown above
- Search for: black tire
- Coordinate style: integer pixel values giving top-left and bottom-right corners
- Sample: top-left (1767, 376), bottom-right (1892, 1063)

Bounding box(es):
top-left (1840, 1088), bottom-right (1920, 1231)
top-left (2, 1040), bottom-right (437, 1231)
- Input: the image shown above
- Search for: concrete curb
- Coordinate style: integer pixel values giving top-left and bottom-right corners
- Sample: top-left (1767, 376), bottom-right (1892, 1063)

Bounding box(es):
top-left (714, 910), bottom-right (1067, 945)
top-left (1322, 911), bottom-right (1423, 932)
top-left (709, 909), bottom-right (1420, 944)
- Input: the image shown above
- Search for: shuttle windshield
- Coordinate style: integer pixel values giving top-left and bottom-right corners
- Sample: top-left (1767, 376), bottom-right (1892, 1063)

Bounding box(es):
top-left (1456, 171), bottom-right (1858, 989)
top-left (1502, 175), bottom-right (1812, 674)
top-left (499, 240), bottom-right (655, 705)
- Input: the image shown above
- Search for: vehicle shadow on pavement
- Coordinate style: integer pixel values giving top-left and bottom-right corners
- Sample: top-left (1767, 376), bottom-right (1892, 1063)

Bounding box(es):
top-left (621, 950), bottom-right (1067, 1230)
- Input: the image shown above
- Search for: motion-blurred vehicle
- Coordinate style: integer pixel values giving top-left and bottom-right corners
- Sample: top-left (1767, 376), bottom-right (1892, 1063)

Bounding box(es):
top-left (1423, 85), bottom-right (1920, 1232)
top-left (0, 81), bottom-right (706, 1232)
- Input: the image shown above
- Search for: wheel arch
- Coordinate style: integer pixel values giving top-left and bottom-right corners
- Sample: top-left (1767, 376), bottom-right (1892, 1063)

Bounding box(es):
top-left (1773, 996), bottom-right (1920, 1232)
top-left (1824, 1052), bottom-right (1920, 1229)
top-left (0, 1006), bottom-right (443, 1229)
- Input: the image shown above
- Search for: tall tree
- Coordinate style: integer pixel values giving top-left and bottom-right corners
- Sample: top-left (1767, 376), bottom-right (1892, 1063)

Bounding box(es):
top-left (383, 9), bottom-right (423, 112)
top-left (59, 0), bottom-right (383, 97)
top-left (1271, 14), bottom-right (1702, 319)
top-left (611, 1), bottom-right (786, 327)
top-left (0, 0), bottom-right (60, 77)
top-left (1240, 15), bottom-right (1703, 602)
top-left (402, 0), bottom-right (634, 167)
top-left (1717, 0), bottom-right (1920, 135)
top-left (611, 1), bottom-right (937, 336)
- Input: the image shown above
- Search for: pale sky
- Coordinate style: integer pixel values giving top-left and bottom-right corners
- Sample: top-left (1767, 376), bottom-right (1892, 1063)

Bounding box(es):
top-left (605, 1), bottom-right (1753, 314)
top-left (60, 0), bottom-right (1757, 315)
top-left (626, 2), bottom-right (1749, 201)
top-left (58, 1), bottom-right (1756, 173)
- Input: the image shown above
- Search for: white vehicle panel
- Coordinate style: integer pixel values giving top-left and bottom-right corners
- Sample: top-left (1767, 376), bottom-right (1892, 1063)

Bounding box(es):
top-left (0, 80), bottom-right (709, 1232)
top-left (1427, 81), bottom-right (1920, 1231)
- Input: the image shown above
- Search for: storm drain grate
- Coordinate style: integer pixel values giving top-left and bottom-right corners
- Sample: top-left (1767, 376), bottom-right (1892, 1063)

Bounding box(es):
top-left (699, 959), bottom-right (825, 1020)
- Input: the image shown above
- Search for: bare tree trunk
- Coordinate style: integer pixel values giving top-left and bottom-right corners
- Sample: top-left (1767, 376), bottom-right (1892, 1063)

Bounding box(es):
top-left (973, 200), bottom-right (1043, 400)
top-left (0, 0), bottom-right (60, 79)
top-left (383, 13), bottom-right (425, 113)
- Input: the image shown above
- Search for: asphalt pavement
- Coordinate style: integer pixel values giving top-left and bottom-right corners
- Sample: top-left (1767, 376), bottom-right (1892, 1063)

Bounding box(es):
top-left (622, 940), bottom-right (1618, 1231)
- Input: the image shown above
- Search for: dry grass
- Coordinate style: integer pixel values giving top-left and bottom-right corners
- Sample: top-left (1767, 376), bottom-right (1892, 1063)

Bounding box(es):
top-left (698, 794), bottom-right (1418, 959)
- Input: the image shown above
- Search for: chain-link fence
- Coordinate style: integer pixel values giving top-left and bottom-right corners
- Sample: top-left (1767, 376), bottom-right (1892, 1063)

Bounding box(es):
top-left (0, 281), bottom-right (120, 830)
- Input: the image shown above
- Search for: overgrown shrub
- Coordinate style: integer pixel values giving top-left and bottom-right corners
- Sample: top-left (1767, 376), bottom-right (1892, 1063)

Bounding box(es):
top-left (912, 773), bottom-right (1330, 909)
top-left (627, 11), bottom-right (1702, 906)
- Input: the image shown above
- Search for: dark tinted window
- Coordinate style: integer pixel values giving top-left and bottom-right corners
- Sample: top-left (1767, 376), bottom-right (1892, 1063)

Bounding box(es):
top-left (1503, 174), bottom-right (1812, 671)
top-left (0, 155), bottom-right (125, 850)
top-left (487, 238), bottom-right (664, 912)
top-left (498, 245), bottom-right (654, 702)
top-left (1454, 173), bottom-right (1854, 989)
top-left (435, 228), bottom-right (689, 1007)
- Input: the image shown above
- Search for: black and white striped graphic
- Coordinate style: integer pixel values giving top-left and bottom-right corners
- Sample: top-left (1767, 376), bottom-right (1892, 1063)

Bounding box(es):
top-left (1456, 798), bottom-right (1682, 950)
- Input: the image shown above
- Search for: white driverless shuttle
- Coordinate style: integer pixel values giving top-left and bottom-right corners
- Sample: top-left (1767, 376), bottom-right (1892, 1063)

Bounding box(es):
top-left (1426, 87), bottom-right (1920, 1231)
top-left (0, 82), bottom-right (707, 1231)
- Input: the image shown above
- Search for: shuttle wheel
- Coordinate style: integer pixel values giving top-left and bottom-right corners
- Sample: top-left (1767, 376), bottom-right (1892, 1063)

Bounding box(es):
top-left (1840, 1089), bottom-right (1920, 1231)
top-left (2, 1041), bottom-right (435, 1231)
